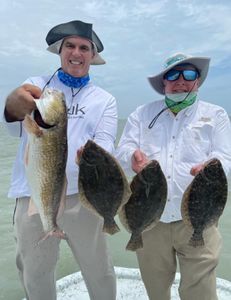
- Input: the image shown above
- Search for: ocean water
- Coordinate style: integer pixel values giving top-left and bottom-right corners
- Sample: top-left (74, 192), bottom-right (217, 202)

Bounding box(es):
top-left (0, 121), bottom-right (231, 300)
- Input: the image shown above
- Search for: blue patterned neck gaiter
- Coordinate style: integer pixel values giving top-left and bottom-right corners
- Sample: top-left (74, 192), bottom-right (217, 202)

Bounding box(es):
top-left (58, 69), bottom-right (90, 88)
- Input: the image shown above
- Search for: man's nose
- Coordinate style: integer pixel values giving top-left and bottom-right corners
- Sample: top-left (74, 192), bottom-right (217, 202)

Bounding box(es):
top-left (72, 47), bottom-right (81, 56)
top-left (176, 74), bottom-right (185, 84)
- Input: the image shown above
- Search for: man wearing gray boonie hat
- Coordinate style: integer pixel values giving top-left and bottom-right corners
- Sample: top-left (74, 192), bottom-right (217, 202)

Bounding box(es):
top-left (3, 20), bottom-right (116, 300)
top-left (116, 52), bottom-right (231, 300)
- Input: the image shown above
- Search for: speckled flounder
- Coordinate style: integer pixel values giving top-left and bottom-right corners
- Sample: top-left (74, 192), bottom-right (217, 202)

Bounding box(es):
top-left (119, 160), bottom-right (167, 251)
top-left (78, 140), bottom-right (131, 235)
top-left (181, 158), bottom-right (228, 247)
top-left (24, 88), bottom-right (67, 241)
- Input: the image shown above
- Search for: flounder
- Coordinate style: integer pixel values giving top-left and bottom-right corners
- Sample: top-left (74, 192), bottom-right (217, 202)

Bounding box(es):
top-left (181, 158), bottom-right (228, 247)
top-left (24, 88), bottom-right (67, 241)
top-left (78, 140), bottom-right (131, 235)
top-left (119, 160), bottom-right (167, 251)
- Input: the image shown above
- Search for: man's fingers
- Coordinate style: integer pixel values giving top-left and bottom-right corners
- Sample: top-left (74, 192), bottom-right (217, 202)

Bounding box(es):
top-left (132, 149), bottom-right (150, 173)
top-left (190, 163), bottom-right (204, 176)
top-left (134, 152), bottom-right (142, 162)
top-left (76, 147), bottom-right (84, 165)
top-left (23, 84), bottom-right (42, 99)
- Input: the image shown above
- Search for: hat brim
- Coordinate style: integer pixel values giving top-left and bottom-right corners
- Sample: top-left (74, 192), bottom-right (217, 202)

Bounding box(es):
top-left (148, 56), bottom-right (210, 95)
top-left (47, 39), bottom-right (105, 65)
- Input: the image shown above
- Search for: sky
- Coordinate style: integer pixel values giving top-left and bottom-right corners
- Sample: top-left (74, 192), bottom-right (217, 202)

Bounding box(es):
top-left (0, 0), bottom-right (231, 118)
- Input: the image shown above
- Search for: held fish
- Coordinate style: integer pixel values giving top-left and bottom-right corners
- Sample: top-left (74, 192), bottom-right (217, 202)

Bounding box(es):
top-left (78, 140), bottom-right (131, 235)
top-left (24, 88), bottom-right (68, 241)
top-left (181, 158), bottom-right (228, 247)
top-left (119, 160), bottom-right (167, 251)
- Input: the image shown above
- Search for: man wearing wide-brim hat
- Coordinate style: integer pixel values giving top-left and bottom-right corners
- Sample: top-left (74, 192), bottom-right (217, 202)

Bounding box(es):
top-left (3, 20), bottom-right (117, 300)
top-left (116, 52), bottom-right (231, 300)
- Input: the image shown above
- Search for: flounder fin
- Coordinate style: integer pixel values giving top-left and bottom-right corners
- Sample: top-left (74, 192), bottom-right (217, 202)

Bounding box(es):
top-left (118, 206), bottom-right (132, 233)
top-left (78, 179), bottom-right (102, 217)
top-left (181, 184), bottom-right (193, 228)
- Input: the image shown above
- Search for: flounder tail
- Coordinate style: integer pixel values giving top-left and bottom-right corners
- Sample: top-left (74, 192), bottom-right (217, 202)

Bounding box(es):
top-left (126, 233), bottom-right (143, 251)
top-left (189, 231), bottom-right (204, 247)
top-left (103, 217), bottom-right (120, 235)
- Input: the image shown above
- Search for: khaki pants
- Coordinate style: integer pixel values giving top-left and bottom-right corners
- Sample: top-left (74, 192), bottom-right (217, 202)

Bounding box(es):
top-left (14, 195), bottom-right (116, 300)
top-left (136, 221), bottom-right (221, 300)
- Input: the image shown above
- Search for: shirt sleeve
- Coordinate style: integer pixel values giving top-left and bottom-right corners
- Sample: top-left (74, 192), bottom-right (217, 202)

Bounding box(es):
top-left (208, 109), bottom-right (231, 176)
top-left (115, 109), bottom-right (140, 177)
top-left (93, 96), bottom-right (118, 154)
top-left (2, 78), bottom-right (34, 137)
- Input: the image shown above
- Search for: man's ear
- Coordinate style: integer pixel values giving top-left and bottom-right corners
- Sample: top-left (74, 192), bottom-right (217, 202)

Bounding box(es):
top-left (195, 78), bottom-right (200, 89)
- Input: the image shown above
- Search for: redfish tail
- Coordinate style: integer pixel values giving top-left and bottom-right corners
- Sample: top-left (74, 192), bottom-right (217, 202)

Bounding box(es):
top-left (35, 228), bottom-right (67, 247)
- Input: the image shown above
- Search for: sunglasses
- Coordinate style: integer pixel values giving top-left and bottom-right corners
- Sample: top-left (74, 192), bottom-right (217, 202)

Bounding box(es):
top-left (164, 69), bottom-right (199, 81)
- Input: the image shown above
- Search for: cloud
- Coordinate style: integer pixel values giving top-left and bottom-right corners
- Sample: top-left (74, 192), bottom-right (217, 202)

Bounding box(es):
top-left (0, 40), bottom-right (44, 57)
top-left (131, 0), bottom-right (168, 20)
top-left (174, 1), bottom-right (231, 58)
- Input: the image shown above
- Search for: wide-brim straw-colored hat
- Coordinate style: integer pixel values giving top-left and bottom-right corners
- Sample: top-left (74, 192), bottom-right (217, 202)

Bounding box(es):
top-left (148, 52), bottom-right (210, 94)
top-left (46, 20), bottom-right (105, 65)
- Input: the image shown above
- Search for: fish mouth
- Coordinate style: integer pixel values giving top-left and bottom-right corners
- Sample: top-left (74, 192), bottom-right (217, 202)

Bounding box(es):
top-left (34, 110), bottom-right (55, 129)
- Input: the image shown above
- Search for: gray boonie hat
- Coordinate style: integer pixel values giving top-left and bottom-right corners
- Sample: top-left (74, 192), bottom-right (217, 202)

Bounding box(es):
top-left (148, 52), bottom-right (210, 94)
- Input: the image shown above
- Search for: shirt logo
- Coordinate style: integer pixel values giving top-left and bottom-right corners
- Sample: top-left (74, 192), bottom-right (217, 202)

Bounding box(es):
top-left (68, 104), bottom-right (86, 119)
top-left (199, 117), bottom-right (211, 122)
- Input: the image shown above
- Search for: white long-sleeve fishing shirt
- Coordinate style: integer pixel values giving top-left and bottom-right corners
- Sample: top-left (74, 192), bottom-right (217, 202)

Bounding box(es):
top-left (4, 74), bottom-right (117, 198)
top-left (116, 99), bottom-right (231, 223)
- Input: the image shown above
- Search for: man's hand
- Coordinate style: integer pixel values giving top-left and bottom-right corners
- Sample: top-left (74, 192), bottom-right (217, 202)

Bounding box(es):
top-left (76, 146), bottom-right (84, 165)
top-left (190, 163), bottom-right (205, 176)
top-left (4, 84), bottom-right (42, 122)
top-left (131, 149), bottom-right (150, 173)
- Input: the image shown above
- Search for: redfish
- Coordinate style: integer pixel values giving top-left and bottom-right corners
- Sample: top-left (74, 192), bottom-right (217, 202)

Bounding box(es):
top-left (24, 88), bottom-right (67, 241)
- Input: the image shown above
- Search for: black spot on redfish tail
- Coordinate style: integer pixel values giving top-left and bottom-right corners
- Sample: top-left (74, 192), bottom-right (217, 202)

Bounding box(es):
top-left (189, 230), bottom-right (204, 248)
top-left (126, 232), bottom-right (143, 251)
top-left (102, 217), bottom-right (120, 235)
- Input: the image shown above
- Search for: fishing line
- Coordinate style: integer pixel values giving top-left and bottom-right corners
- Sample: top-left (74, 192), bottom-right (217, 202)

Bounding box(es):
top-left (41, 68), bottom-right (62, 92)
